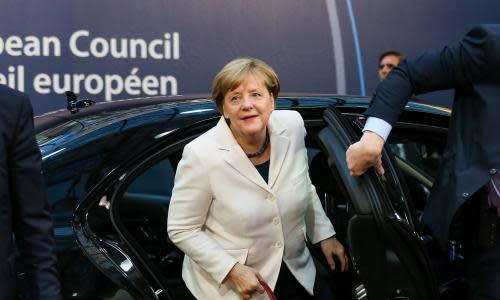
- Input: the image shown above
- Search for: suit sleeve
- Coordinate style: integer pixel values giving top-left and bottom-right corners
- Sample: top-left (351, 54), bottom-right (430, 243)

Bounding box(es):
top-left (167, 144), bottom-right (238, 284)
top-left (10, 95), bottom-right (61, 300)
top-left (365, 25), bottom-right (494, 125)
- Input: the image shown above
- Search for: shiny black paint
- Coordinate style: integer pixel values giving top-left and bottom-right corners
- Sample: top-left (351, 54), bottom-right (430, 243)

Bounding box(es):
top-left (35, 95), bottom-right (450, 299)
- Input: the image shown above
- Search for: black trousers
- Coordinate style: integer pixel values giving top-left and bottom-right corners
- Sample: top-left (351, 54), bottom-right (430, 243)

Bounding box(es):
top-left (466, 231), bottom-right (500, 300)
top-left (458, 191), bottom-right (500, 300)
top-left (274, 262), bottom-right (333, 300)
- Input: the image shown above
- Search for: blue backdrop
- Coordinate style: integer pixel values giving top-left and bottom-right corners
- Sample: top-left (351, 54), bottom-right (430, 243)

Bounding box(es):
top-left (1, 0), bottom-right (499, 114)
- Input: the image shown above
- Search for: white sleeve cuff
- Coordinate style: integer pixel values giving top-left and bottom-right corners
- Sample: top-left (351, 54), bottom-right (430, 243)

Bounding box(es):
top-left (363, 117), bottom-right (392, 141)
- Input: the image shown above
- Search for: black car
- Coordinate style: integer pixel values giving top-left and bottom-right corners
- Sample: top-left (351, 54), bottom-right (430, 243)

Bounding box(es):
top-left (34, 94), bottom-right (461, 300)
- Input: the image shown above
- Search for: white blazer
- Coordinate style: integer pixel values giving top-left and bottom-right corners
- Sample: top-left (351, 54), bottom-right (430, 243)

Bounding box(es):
top-left (167, 110), bottom-right (335, 300)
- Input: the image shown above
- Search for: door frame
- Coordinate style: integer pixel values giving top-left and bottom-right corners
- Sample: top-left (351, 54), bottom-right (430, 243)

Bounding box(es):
top-left (318, 106), bottom-right (439, 299)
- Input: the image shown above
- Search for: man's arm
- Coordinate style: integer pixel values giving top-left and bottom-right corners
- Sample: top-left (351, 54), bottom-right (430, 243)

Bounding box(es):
top-left (366, 25), bottom-right (491, 125)
top-left (347, 25), bottom-right (493, 176)
top-left (10, 95), bottom-right (61, 300)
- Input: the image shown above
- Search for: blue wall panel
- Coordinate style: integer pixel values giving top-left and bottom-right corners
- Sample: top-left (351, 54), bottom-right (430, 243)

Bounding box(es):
top-left (0, 0), bottom-right (499, 114)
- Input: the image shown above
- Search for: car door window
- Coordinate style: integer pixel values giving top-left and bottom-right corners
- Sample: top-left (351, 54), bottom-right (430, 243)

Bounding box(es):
top-left (318, 108), bottom-right (439, 299)
top-left (118, 155), bottom-right (182, 267)
top-left (109, 143), bottom-right (194, 299)
top-left (387, 129), bottom-right (447, 179)
top-left (386, 127), bottom-right (448, 221)
top-left (125, 160), bottom-right (175, 199)
top-left (88, 157), bottom-right (181, 273)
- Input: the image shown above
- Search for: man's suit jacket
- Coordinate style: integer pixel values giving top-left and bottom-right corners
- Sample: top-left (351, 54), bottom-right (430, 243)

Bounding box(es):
top-left (365, 24), bottom-right (500, 248)
top-left (0, 85), bottom-right (61, 300)
top-left (168, 110), bottom-right (335, 299)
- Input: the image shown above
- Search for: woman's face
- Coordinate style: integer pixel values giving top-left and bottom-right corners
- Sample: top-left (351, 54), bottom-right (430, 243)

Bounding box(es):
top-left (222, 74), bottom-right (275, 142)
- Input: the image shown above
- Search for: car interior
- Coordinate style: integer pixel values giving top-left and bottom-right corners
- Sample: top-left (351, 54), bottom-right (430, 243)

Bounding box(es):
top-left (83, 115), bottom-right (465, 299)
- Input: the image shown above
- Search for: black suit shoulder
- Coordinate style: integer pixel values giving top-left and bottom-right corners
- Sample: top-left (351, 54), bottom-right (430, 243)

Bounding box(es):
top-left (0, 85), bottom-right (62, 300)
top-left (365, 24), bottom-right (500, 125)
top-left (0, 85), bottom-right (33, 144)
top-left (466, 25), bottom-right (500, 74)
top-left (0, 84), bottom-right (30, 113)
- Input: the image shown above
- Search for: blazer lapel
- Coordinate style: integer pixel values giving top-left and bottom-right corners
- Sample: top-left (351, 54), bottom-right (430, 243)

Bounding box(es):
top-left (215, 117), bottom-right (270, 192)
top-left (268, 114), bottom-right (290, 188)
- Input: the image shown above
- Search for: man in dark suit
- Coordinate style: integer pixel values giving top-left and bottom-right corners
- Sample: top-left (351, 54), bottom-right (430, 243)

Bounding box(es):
top-left (346, 25), bottom-right (500, 299)
top-left (0, 85), bottom-right (61, 300)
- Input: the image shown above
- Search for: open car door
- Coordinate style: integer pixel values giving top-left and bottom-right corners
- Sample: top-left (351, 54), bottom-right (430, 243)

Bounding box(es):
top-left (317, 106), bottom-right (439, 300)
top-left (72, 119), bottom-right (217, 300)
top-left (73, 174), bottom-right (172, 300)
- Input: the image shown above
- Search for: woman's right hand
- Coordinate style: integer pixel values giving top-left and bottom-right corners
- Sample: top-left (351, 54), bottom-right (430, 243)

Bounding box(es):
top-left (226, 263), bottom-right (265, 299)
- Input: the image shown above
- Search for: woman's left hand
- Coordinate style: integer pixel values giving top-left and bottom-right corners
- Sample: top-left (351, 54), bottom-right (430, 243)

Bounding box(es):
top-left (320, 236), bottom-right (348, 272)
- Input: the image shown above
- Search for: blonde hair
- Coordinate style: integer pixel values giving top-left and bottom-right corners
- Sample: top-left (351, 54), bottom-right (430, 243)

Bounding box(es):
top-left (212, 58), bottom-right (280, 113)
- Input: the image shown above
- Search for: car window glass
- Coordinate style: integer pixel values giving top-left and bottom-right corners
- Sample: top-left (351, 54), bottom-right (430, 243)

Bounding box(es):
top-left (387, 133), bottom-right (446, 179)
top-left (126, 159), bottom-right (175, 199)
top-left (119, 158), bottom-right (176, 255)
top-left (380, 152), bottom-right (415, 226)
top-left (114, 151), bottom-right (192, 298)
top-left (385, 128), bottom-right (447, 225)
top-left (88, 158), bottom-right (177, 244)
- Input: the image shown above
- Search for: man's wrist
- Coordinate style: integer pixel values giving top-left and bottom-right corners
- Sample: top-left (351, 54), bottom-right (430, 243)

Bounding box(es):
top-left (360, 131), bottom-right (385, 156)
top-left (362, 130), bottom-right (385, 143)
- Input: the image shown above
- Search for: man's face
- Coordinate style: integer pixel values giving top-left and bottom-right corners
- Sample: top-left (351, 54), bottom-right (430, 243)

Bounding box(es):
top-left (378, 55), bottom-right (400, 81)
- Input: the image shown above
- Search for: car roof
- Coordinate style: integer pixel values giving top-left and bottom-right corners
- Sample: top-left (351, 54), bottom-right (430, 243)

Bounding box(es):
top-left (37, 93), bottom-right (450, 208)
top-left (36, 94), bottom-right (450, 156)
top-left (35, 93), bottom-right (449, 131)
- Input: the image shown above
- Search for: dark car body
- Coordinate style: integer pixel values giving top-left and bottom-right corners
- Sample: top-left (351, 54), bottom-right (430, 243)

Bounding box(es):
top-left (33, 94), bottom-right (461, 300)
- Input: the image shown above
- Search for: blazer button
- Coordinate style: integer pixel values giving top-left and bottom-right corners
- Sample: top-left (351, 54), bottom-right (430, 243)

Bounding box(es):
top-left (275, 241), bottom-right (283, 248)
top-left (490, 169), bottom-right (498, 175)
top-left (462, 192), bottom-right (470, 199)
top-left (272, 217), bottom-right (280, 225)
top-left (267, 193), bottom-right (275, 201)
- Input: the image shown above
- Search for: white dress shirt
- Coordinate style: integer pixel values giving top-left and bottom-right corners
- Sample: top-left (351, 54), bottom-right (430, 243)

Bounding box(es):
top-left (363, 116), bottom-right (392, 141)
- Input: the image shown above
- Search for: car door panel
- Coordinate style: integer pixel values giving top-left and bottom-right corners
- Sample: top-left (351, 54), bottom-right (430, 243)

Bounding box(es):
top-left (73, 187), bottom-right (165, 300)
top-left (318, 106), bottom-right (439, 300)
top-left (72, 141), bottom-right (193, 300)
